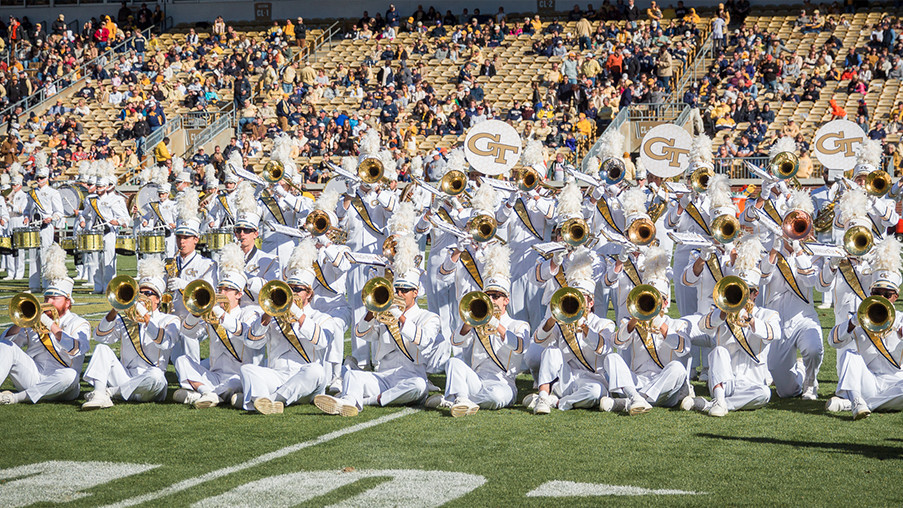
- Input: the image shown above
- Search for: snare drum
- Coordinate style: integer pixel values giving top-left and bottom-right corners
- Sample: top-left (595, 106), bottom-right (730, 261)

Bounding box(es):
top-left (0, 234), bottom-right (13, 255)
top-left (60, 236), bottom-right (77, 253)
top-left (138, 231), bottom-right (165, 254)
top-left (116, 230), bottom-right (137, 256)
top-left (77, 229), bottom-right (103, 252)
top-left (13, 227), bottom-right (41, 250)
top-left (205, 227), bottom-right (234, 252)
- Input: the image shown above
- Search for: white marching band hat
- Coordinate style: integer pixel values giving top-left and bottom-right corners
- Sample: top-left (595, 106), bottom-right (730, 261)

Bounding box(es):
top-left (285, 239), bottom-right (318, 289)
top-left (217, 243), bottom-right (248, 292)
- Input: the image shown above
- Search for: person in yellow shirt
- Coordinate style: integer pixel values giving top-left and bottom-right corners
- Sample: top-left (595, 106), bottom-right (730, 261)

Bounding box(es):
top-left (104, 16), bottom-right (118, 40)
top-left (582, 54), bottom-right (602, 83)
top-left (576, 113), bottom-right (594, 137)
top-left (154, 137), bottom-right (171, 164)
top-left (531, 15), bottom-right (543, 34)
top-left (684, 8), bottom-right (701, 24)
top-left (284, 20), bottom-right (295, 39)
top-left (536, 104), bottom-right (555, 120)
top-left (796, 148), bottom-right (814, 178)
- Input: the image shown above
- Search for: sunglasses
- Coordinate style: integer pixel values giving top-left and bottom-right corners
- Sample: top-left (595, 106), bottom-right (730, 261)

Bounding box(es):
top-left (396, 287), bottom-right (416, 293)
top-left (290, 285), bottom-right (309, 293)
top-left (234, 227), bottom-right (256, 234)
top-left (139, 290), bottom-right (157, 297)
top-left (486, 292), bottom-right (506, 299)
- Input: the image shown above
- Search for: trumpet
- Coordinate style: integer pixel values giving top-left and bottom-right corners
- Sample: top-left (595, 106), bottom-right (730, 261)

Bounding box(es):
top-left (263, 160), bottom-right (304, 194)
top-left (782, 209), bottom-right (813, 241)
top-left (560, 217), bottom-right (590, 248)
top-left (183, 279), bottom-right (230, 318)
top-left (550, 287), bottom-right (586, 325)
top-left (626, 216), bottom-right (656, 246)
top-left (627, 284), bottom-right (663, 323)
top-left (711, 213), bottom-right (740, 244)
top-left (458, 291), bottom-right (495, 329)
top-left (9, 292), bottom-right (59, 333)
top-left (769, 152), bottom-right (799, 180)
top-left (467, 214), bottom-right (497, 243)
top-left (843, 224), bottom-right (874, 257)
top-left (858, 295), bottom-right (896, 336)
top-left (358, 156), bottom-right (385, 184)
top-left (713, 275), bottom-right (752, 326)
top-left (258, 280), bottom-right (302, 321)
top-left (106, 274), bottom-right (149, 323)
top-left (601, 157), bottom-right (626, 185)
top-left (689, 166), bottom-right (713, 193)
top-left (865, 170), bottom-right (892, 197)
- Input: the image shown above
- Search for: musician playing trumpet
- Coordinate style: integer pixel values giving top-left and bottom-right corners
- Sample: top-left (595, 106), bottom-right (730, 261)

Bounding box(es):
top-left (82, 258), bottom-right (180, 410)
top-left (0, 245), bottom-right (90, 405)
top-left (425, 244), bottom-right (529, 417)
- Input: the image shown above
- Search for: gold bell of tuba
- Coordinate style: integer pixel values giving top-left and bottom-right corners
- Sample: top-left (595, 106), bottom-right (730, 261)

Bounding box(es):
top-left (626, 284), bottom-right (663, 322)
top-left (843, 224), bottom-right (874, 257)
top-left (713, 275), bottom-right (750, 317)
top-left (865, 170), bottom-right (892, 197)
top-left (857, 295), bottom-right (896, 336)
top-left (183, 279), bottom-right (230, 317)
top-left (689, 166), bottom-right (713, 193)
top-left (560, 217), bottom-right (590, 248)
top-left (711, 213), bottom-right (740, 244)
top-left (626, 216), bottom-right (656, 246)
top-left (550, 287), bottom-right (587, 325)
top-left (304, 209), bottom-right (331, 236)
top-left (782, 209), bottom-right (813, 241)
top-left (258, 280), bottom-right (298, 319)
top-left (357, 156), bottom-right (385, 184)
top-left (770, 152), bottom-right (799, 180)
top-left (468, 214), bottom-right (498, 243)
top-left (362, 276), bottom-right (395, 314)
top-left (601, 157), bottom-right (626, 185)
top-left (9, 292), bottom-right (58, 331)
top-left (458, 291), bottom-right (494, 328)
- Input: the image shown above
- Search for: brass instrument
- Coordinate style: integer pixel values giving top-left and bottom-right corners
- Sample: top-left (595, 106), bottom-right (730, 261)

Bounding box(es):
top-left (383, 234), bottom-right (398, 261)
top-left (689, 167), bottom-right (713, 193)
top-left (627, 284), bottom-right (663, 323)
top-left (467, 214), bottom-right (497, 243)
top-left (857, 295), bottom-right (896, 336)
top-left (258, 280), bottom-right (302, 321)
top-left (458, 290), bottom-right (495, 329)
top-left (305, 209), bottom-right (331, 236)
top-left (843, 224), bottom-right (874, 257)
top-left (782, 209), bottom-right (813, 241)
top-left (711, 213), bottom-right (740, 244)
top-left (440, 170), bottom-right (468, 196)
top-left (161, 257), bottom-right (177, 314)
top-left (358, 156), bottom-right (385, 184)
top-left (560, 217), bottom-right (590, 248)
top-left (517, 166), bottom-right (542, 192)
top-left (769, 152), bottom-right (799, 180)
top-left (626, 216), bottom-right (656, 246)
top-left (263, 160), bottom-right (304, 194)
top-left (106, 274), bottom-right (149, 323)
top-left (601, 157), bottom-right (626, 185)
top-left (550, 287), bottom-right (587, 325)
top-left (9, 292), bottom-right (59, 332)
top-left (362, 276), bottom-right (403, 325)
top-left (184, 279), bottom-right (230, 318)
top-left (713, 275), bottom-right (752, 326)
top-left (865, 170), bottom-right (892, 197)
top-left (814, 201), bottom-right (836, 233)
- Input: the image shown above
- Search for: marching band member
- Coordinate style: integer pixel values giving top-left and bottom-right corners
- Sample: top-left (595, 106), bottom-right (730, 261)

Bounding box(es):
top-left (206, 170), bottom-right (240, 232)
top-left (72, 162), bottom-right (94, 282)
top-left (164, 188), bottom-right (218, 363)
top-left (174, 243), bottom-right (262, 409)
top-left (260, 135), bottom-right (313, 268)
top-left (426, 243), bottom-right (529, 416)
top-left (527, 247), bottom-right (622, 414)
top-left (603, 247), bottom-right (690, 412)
top-left (608, 187), bottom-right (655, 322)
top-left (5, 166), bottom-right (25, 281)
top-left (0, 244), bottom-right (89, 404)
top-left (139, 165), bottom-right (176, 259)
top-left (827, 239), bottom-right (903, 420)
top-left (810, 167), bottom-right (842, 309)
top-left (842, 139), bottom-right (899, 232)
top-left (314, 239), bottom-right (442, 416)
top-left (685, 236), bottom-right (780, 416)
top-left (82, 163), bottom-right (128, 294)
top-left (82, 257), bottom-right (180, 409)
top-left (240, 240), bottom-right (339, 414)
top-left (761, 189), bottom-right (823, 400)
top-left (232, 181), bottom-right (278, 284)
top-left (24, 157), bottom-right (64, 292)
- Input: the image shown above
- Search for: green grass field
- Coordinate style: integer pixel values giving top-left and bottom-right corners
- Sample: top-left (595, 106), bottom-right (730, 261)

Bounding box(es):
top-left (1, 255), bottom-right (902, 507)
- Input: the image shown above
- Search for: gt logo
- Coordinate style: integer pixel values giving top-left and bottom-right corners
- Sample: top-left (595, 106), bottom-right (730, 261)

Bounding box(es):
top-left (643, 137), bottom-right (690, 168)
top-left (816, 132), bottom-right (860, 157)
top-left (467, 132), bottom-right (520, 164)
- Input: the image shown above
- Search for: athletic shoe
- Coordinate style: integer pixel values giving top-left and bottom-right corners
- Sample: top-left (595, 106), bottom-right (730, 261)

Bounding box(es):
top-left (817, 303), bottom-right (831, 309)
top-left (424, 394), bottom-right (451, 409)
top-left (628, 396), bottom-right (652, 415)
top-left (313, 394), bottom-right (359, 417)
top-left (0, 391), bottom-right (17, 404)
top-left (826, 396), bottom-right (852, 412)
top-left (852, 398), bottom-right (871, 421)
top-left (522, 393), bottom-right (539, 410)
top-left (681, 396), bottom-right (708, 412)
top-left (193, 392), bottom-right (220, 409)
top-left (450, 396), bottom-right (479, 418)
top-left (534, 394), bottom-right (552, 415)
top-left (81, 393), bottom-right (114, 410)
top-left (173, 389), bottom-right (201, 405)
top-left (230, 392), bottom-right (243, 409)
top-left (708, 400), bottom-right (728, 417)
top-left (326, 377), bottom-right (342, 395)
top-left (801, 385), bottom-right (818, 401)
top-left (253, 397), bottom-right (284, 415)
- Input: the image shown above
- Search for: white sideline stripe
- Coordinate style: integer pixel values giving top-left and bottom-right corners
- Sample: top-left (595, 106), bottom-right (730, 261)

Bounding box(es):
top-left (526, 481), bottom-right (705, 497)
top-left (102, 408), bottom-right (418, 508)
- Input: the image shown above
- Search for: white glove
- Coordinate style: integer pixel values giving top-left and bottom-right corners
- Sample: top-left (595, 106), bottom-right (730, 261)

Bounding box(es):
top-left (487, 316), bottom-right (501, 330)
top-left (388, 307), bottom-right (403, 319)
top-left (828, 256), bottom-right (843, 270)
top-left (290, 303), bottom-right (304, 319)
top-left (652, 315), bottom-right (666, 330)
top-left (506, 194), bottom-right (518, 208)
top-left (701, 245), bottom-right (716, 260)
top-left (134, 302), bottom-right (148, 318)
top-left (450, 197), bottom-right (463, 211)
top-left (736, 308), bottom-right (750, 324)
top-left (777, 180), bottom-right (791, 196)
top-left (551, 250), bottom-right (565, 266)
top-left (618, 250), bottom-right (630, 263)
top-left (790, 240), bottom-right (802, 254)
top-left (212, 306), bottom-right (226, 319)
top-left (40, 313), bottom-right (54, 329)
top-left (761, 181), bottom-right (775, 198)
top-left (167, 277), bottom-right (187, 292)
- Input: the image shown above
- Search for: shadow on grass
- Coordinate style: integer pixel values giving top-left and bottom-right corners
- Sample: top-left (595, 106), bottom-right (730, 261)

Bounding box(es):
top-left (695, 433), bottom-right (903, 460)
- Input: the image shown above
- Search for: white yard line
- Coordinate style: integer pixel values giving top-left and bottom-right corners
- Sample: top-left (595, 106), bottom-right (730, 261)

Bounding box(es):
top-left (101, 408), bottom-right (418, 508)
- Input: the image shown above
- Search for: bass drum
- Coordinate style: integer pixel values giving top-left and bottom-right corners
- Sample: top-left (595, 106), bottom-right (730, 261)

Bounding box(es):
top-left (116, 229), bottom-right (137, 256)
top-left (58, 184), bottom-right (85, 217)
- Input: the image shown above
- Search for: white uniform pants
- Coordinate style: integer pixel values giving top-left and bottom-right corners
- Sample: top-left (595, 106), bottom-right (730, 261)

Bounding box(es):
top-left (709, 346), bottom-right (771, 411)
top-left (347, 265), bottom-right (371, 366)
top-left (174, 356), bottom-right (241, 398)
top-left (28, 227), bottom-right (54, 290)
top-left (768, 315), bottom-right (823, 398)
top-left (444, 357), bottom-right (516, 409)
top-left (606, 354), bottom-right (688, 407)
top-left (836, 349), bottom-right (903, 411)
top-left (84, 251), bottom-right (99, 286)
top-left (535, 346), bottom-right (564, 387)
top-left (0, 340), bottom-right (79, 402)
top-left (82, 344), bottom-right (167, 402)
top-left (239, 363), bottom-right (327, 410)
top-left (93, 232), bottom-right (117, 293)
top-left (556, 361), bottom-right (609, 410)
top-left (341, 365), bottom-right (428, 409)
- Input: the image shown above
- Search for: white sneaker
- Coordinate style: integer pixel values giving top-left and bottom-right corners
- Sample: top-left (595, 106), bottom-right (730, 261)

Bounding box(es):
top-left (0, 391), bottom-right (17, 404)
top-left (81, 393), bottom-right (114, 410)
top-left (708, 400), bottom-right (728, 417)
top-left (628, 396), bottom-right (652, 415)
top-left (193, 392), bottom-right (220, 409)
top-left (253, 397), bottom-right (285, 415)
top-left (230, 392), bottom-right (244, 409)
top-left (313, 394), bottom-right (359, 417)
top-left (534, 394), bottom-right (555, 415)
top-left (523, 393), bottom-right (539, 410)
top-left (826, 396), bottom-right (852, 412)
top-left (801, 385), bottom-right (818, 401)
top-left (450, 396), bottom-right (480, 417)
top-left (681, 396), bottom-right (708, 412)
top-left (173, 389), bottom-right (202, 405)
top-left (817, 303), bottom-right (831, 309)
top-left (326, 377), bottom-right (342, 395)
top-left (424, 394), bottom-right (451, 409)
top-left (852, 398), bottom-right (871, 420)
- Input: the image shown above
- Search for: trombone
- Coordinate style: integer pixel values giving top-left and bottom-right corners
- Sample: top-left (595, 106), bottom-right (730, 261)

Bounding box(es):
top-left (626, 284), bottom-right (663, 330)
top-left (560, 217), bottom-right (590, 248)
top-left (263, 160), bottom-right (304, 194)
top-left (781, 210), bottom-right (813, 242)
top-left (183, 279), bottom-right (231, 321)
top-left (9, 292), bottom-right (59, 333)
top-left (689, 166), bottom-right (712, 193)
top-left (626, 215), bottom-right (656, 246)
top-left (357, 155), bottom-right (385, 184)
top-left (550, 287), bottom-right (587, 327)
top-left (304, 209), bottom-right (347, 243)
top-left (858, 295), bottom-right (896, 337)
top-left (769, 152), bottom-right (801, 189)
top-left (711, 213), bottom-right (740, 244)
top-left (516, 166), bottom-right (559, 196)
top-left (843, 224), bottom-right (874, 257)
top-left (459, 290), bottom-right (497, 331)
top-left (258, 280), bottom-right (303, 322)
top-left (601, 157), bottom-right (626, 186)
top-left (106, 274), bottom-right (149, 323)
top-left (467, 214), bottom-right (498, 243)
top-left (713, 276), bottom-right (752, 326)
top-left (865, 170), bottom-right (892, 197)
top-left (362, 276), bottom-right (402, 325)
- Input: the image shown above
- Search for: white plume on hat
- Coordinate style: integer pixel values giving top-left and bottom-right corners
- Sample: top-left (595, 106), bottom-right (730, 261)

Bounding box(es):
top-left (218, 242), bottom-right (246, 275)
top-left (856, 138), bottom-right (883, 168)
top-left (708, 173), bottom-right (735, 210)
top-left (226, 150), bottom-right (244, 173)
top-left (788, 188), bottom-right (815, 215)
top-left (341, 156), bottom-right (357, 176)
top-left (378, 149), bottom-right (397, 181)
top-left (315, 188), bottom-right (341, 214)
top-left (521, 139), bottom-right (546, 167)
top-left (410, 155), bottom-right (424, 179)
top-left (234, 180), bottom-right (257, 214)
top-left (581, 154), bottom-right (600, 175)
top-left (34, 151), bottom-right (48, 169)
top-left (734, 235), bottom-right (764, 272)
top-left (769, 137), bottom-right (797, 160)
top-left (471, 181), bottom-right (499, 215)
top-left (393, 234), bottom-right (420, 276)
top-left (204, 164), bottom-right (218, 188)
top-left (360, 128), bottom-right (381, 155)
top-left (556, 180), bottom-right (583, 218)
top-left (285, 238), bottom-right (318, 286)
top-left (483, 242), bottom-right (512, 294)
top-left (387, 201), bottom-right (416, 235)
top-left (271, 133), bottom-right (297, 177)
top-left (566, 246), bottom-right (596, 294)
top-left (444, 148), bottom-right (467, 176)
top-left (596, 129), bottom-right (625, 162)
top-left (171, 156), bottom-right (185, 175)
top-left (137, 256), bottom-right (166, 295)
top-left (689, 133), bottom-right (714, 165)
top-left (643, 245), bottom-right (670, 281)
top-left (9, 162), bottom-right (22, 177)
top-left (43, 243), bottom-right (68, 281)
top-left (871, 237), bottom-right (902, 273)
top-left (838, 187), bottom-right (869, 225)
top-left (177, 187), bottom-right (201, 221)
top-left (620, 187), bottom-right (648, 218)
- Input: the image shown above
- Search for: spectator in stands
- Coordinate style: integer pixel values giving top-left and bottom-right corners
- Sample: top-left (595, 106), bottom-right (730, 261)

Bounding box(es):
top-left (154, 137), bottom-right (171, 165)
top-left (797, 148), bottom-right (814, 178)
top-left (869, 121), bottom-right (887, 141)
